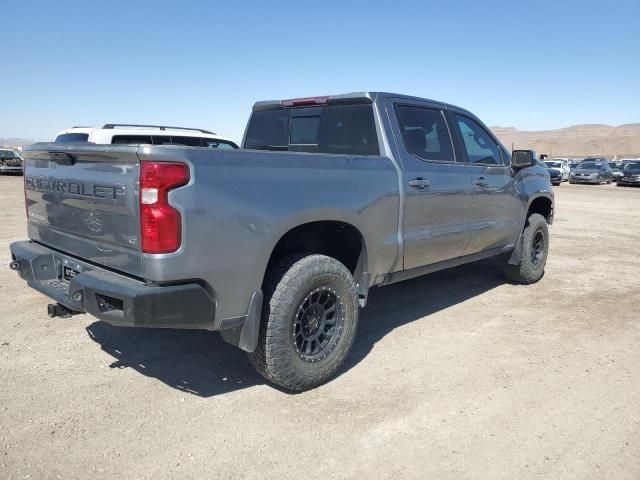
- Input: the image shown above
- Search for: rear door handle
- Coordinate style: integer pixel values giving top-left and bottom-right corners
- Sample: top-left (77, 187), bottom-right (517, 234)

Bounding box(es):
top-left (409, 178), bottom-right (430, 189)
top-left (474, 177), bottom-right (489, 188)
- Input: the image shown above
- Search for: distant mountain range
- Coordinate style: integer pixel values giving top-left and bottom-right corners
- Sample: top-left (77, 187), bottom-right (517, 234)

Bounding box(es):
top-left (491, 124), bottom-right (640, 158)
top-left (3, 123), bottom-right (640, 157)
top-left (0, 137), bottom-right (38, 149)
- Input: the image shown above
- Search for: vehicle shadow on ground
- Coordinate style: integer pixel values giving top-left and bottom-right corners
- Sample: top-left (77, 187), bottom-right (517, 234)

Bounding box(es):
top-left (85, 259), bottom-right (506, 397)
top-left (343, 259), bottom-right (506, 373)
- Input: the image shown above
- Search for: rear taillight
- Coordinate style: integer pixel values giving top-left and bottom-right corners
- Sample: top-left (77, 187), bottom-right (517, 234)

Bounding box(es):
top-left (139, 161), bottom-right (189, 254)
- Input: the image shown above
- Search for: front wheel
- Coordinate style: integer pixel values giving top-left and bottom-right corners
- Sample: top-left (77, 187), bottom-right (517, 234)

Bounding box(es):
top-left (503, 213), bottom-right (549, 284)
top-left (249, 254), bottom-right (359, 391)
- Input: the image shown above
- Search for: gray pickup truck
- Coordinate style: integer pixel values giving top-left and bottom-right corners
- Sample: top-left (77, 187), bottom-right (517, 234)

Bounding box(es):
top-left (9, 92), bottom-right (553, 391)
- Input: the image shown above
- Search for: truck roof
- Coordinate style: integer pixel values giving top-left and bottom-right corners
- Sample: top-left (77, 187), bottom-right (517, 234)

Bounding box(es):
top-left (252, 92), bottom-right (475, 116)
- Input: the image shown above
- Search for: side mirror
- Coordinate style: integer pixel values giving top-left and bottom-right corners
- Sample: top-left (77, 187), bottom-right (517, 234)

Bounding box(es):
top-left (512, 149), bottom-right (535, 168)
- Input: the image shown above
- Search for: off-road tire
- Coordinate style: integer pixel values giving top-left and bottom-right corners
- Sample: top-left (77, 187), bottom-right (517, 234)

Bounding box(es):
top-left (503, 213), bottom-right (549, 284)
top-left (248, 254), bottom-right (359, 391)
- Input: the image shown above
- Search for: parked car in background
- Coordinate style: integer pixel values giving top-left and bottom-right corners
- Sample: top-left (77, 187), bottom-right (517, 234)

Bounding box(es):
top-left (569, 160), bottom-right (582, 172)
top-left (10, 92), bottom-right (554, 391)
top-left (569, 160), bottom-right (612, 184)
top-left (544, 159), bottom-right (570, 181)
top-left (54, 124), bottom-right (239, 149)
top-left (617, 161), bottom-right (640, 187)
top-left (609, 162), bottom-right (623, 182)
top-left (620, 159), bottom-right (640, 170)
top-left (0, 148), bottom-right (23, 174)
top-left (538, 160), bottom-right (562, 186)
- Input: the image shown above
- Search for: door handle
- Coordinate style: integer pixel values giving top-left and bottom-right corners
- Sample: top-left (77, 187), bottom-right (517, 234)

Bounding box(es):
top-left (474, 177), bottom-right (489, 188)
top-left (409, 178), bottom-right (430, 189)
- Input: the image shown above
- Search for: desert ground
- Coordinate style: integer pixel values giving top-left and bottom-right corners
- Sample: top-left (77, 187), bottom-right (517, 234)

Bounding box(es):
top-left (0, 175), bottom-right (639, 479)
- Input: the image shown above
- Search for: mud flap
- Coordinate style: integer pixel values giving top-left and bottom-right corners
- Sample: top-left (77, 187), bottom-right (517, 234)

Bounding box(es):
top-left (220, 290), bottom-right (263, 352)
top-left (507, 233), bottom-right (524, 266)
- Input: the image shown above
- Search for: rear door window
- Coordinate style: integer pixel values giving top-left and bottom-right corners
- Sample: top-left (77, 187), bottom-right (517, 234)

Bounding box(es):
top-left (395, 105), bottom-right (454, 162)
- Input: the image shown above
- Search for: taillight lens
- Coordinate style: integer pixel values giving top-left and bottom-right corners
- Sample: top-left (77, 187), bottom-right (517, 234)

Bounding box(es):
top-left (139, 161), bottom-right (189, 254)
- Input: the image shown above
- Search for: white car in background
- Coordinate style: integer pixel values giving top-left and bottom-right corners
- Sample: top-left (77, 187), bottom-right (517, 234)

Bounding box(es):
top-left (544, 158), bottom-right (570, 182)
top-left (54, 124), bottom-right (239, 149)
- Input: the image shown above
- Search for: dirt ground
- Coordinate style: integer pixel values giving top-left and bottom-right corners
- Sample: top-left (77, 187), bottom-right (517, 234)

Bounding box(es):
top-left (0, 175), bottom-right (639, 480)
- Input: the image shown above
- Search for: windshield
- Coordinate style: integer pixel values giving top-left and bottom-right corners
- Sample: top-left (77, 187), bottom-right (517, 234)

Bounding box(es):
top-left (545, 161), bottom-right (562, 168)
top-left (578, 161), bottom-right (603, 170)
top-left (623, 162), bottom-right (640, 171)
top-left (0, 150), bottom-right (19, 159)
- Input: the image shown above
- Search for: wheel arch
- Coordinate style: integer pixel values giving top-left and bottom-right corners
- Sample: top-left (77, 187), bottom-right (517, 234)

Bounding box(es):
top-left (507, 193), bottom-right (554, 267)
top-left (261, 218), bottom-right (370, 304)
top-left (526, 194), bottom-right (554, 225)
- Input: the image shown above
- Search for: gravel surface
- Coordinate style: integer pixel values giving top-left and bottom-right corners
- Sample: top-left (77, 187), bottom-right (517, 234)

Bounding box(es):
top-left (1, 175), bottom-right (639, 479)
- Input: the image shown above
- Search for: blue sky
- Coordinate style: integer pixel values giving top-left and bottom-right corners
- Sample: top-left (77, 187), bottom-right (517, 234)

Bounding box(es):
top-left (2, 0), bottom-right (639, 142)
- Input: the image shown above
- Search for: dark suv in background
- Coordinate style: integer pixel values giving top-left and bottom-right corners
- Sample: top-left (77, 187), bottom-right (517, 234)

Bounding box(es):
top-left (618, 161), bottom-right (640, 186)
top-left (538, 160), bottom-right (562, 186)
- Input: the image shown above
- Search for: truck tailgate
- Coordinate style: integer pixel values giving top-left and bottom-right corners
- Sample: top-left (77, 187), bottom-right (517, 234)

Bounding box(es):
top-left (23, 144), bottom-right (143, 277)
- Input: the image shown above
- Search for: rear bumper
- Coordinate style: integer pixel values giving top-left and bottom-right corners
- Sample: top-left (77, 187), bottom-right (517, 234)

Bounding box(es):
top-left (9, 241), bottom-right (216, 329)
top-left (618, 177), bottom-right (640, 185)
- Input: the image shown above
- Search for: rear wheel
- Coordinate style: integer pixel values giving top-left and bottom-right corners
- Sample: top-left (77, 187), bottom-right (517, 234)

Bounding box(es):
top-left (249, 254), bottom-right (359, 391)
top-left (503, 213), bottom-right (549, 284)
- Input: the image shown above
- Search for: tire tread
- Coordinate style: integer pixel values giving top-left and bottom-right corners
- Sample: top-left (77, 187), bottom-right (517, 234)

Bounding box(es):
top-left (249, 254), bottom-right (358, 391)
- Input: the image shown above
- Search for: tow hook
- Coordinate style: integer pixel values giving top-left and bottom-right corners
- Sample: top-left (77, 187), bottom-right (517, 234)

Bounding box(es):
top-left (47, 303), bottom-right (80, 319)
top-left (9, 260), bottom-right (21, 271)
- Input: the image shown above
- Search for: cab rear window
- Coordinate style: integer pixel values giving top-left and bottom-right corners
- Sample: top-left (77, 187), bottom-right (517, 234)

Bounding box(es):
top-left (244, 104), bottom-right (379, 156)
